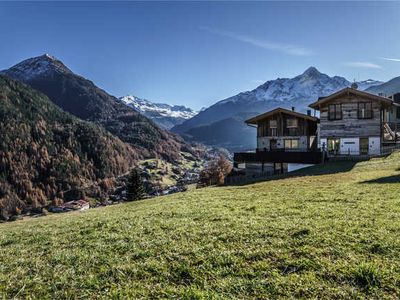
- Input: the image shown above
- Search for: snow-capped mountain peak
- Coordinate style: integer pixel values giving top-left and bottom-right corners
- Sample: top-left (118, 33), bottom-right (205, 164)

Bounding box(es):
top-left (119, 95), bottom-right (198, 129)
top-left (1, 54), bottom-right (72, 81)
top-left (218, 67), bottom-right (381, 108)
top-left (301, 66), bottom-right (321, 78)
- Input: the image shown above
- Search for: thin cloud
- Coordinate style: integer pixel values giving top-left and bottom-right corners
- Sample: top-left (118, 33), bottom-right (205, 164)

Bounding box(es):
top-left (200, 26), bottom-right (313, 56)
top-left (381, 57), bottom-right (400, 62)
top-left (344, 61), bottom-right (382, 69)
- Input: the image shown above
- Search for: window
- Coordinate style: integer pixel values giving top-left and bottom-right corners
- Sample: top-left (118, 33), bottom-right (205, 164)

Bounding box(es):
top-left (328, 104), bottom-right (342, 120)
top-left (286, 118), bottom-right (298, 128)
top-left (269, 119), bottom-right (277, 136)
top-left (284, 139), bottom-right (299, 149)
top-left (397, 107), bottom-right (400, 119)
top-left (358, 102), bottom-right (373, 119)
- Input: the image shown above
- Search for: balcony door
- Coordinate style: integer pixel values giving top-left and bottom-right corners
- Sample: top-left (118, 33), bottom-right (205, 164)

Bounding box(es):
top-left (359, 138), bottom-right (369, 155)
top-left (327, 138), bottom-right (340, 155)
top-left (270, 139), bottom-right (277, 151)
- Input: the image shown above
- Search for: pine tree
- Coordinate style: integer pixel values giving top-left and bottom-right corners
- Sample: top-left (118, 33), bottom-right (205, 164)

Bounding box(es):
top-left (126, 168), bottom-right (145, 201)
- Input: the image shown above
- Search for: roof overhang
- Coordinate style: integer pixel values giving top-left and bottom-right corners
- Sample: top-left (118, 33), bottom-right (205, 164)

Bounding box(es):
top-left (245, 107), bottom-right (319, 125)
top-left (309, 87), bottom-right (393, 110)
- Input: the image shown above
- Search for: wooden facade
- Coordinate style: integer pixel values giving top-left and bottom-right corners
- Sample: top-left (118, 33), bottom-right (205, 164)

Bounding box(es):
top-left (255, 111), bottom-right (317, 138)
top-left (317, 96), bottom-right (383, 138)
top-left (246, 108), bottom-right (318, 151)
top-left (309, 87), bottom-right (395, 156)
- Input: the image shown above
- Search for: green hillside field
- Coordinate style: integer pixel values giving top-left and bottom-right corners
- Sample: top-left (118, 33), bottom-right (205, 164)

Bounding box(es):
top-left (1, 153), bottom-right (400, 299)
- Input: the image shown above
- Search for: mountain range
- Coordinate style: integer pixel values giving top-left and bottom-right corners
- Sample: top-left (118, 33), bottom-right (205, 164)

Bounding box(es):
top-left (1, 54), bottom-right (197, 162)
top-left (172, 67), bottom-right (393, 151)
top-left (119, 95), bottom-right (197, 129)
top-left (0, 54), bottom-right (205, 218)
top-left (0, 75), bottom-right (138, 219)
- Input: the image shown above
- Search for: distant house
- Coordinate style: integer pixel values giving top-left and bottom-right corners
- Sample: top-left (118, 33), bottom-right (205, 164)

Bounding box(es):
top-left (232, 108), bottom-right (321, 178)
top-left (309, 87), bottom-right (399, 156)
top-left (50, 200), bottom-right (90, 213)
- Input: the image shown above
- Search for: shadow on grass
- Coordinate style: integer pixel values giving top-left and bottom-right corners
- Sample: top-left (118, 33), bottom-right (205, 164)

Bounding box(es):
top-left (230, 161), bottom-right (358, 186)
top-left (292, 161), bottom-right (358, 176)
top-left (360, 174), bottom-right (400, 184)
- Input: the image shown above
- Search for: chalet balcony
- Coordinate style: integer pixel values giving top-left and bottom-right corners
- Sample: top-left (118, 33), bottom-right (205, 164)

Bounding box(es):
top-left (234, 149), bottom-right (324, 165)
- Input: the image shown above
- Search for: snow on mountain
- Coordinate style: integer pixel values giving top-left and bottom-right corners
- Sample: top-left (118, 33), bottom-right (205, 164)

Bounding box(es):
top-left (356, 79), bottom-right (383, 91)
top-left (217, 67), bottom-right (378, 107)
top-left (119, 95), bottom-right (198, 129)
top-left (172, 67), bottom-right (384, 150)
top-left (365, 77), bottom-right (400, 96)
top-left (1, 54), bottom-right (73, 81)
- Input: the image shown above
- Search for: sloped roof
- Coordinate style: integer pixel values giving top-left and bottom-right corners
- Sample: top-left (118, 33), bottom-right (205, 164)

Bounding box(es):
top-left (245, 107), bottom-right (318, 125)
top-left (309, 87), bottom-right (393, 109)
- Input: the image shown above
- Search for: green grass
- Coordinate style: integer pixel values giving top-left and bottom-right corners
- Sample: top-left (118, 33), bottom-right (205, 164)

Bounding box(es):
top-left (1, 153), bottom-right (400, 299)
top-left (139, 152), bottom-right (201, 188)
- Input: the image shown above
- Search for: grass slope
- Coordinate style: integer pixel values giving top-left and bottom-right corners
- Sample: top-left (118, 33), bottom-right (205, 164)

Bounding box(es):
top-left (1, 153), bottom-right (400, 299)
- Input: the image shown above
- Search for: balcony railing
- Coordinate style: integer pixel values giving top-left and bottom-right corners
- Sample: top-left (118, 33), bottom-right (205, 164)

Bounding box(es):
top-left (234, 149), bottom-right (323, 164)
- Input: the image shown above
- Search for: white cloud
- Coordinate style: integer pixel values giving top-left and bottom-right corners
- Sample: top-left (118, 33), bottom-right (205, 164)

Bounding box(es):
top-left (200, 26), bottom-right (313, 56)
top-left (381, 57), bottom-right (400, 62)
top-left (344, 61), bottom-right (382, 69)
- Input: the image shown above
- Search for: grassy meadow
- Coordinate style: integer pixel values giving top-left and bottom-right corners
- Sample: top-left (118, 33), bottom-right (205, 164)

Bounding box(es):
top-left (1, 153), bottom-right (400, 299)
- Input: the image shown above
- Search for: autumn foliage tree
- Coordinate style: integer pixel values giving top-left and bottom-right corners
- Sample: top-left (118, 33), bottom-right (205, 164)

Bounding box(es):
top-left (199, 155), bottom-right (232, 186)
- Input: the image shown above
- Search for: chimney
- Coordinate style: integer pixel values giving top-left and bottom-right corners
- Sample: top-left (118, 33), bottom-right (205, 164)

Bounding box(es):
top-left (307, 109), bottom-right (311, 116)
top-left (291, 106), bottom-right (295, 112)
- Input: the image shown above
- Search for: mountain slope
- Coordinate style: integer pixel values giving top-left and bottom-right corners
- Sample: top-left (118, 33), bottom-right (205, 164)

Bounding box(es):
top-left (182, 113), bottom-right (257, 151)
top-left (1, 54), bottom-right (191, 161)
top-left (173, 67), bottom-right (381, 150)
top-left (1, 152), bottom-right (399, 298)
top-left (366, 76), bottom-right (400, 96)
top-left (0, 75), bottom-right (137, 219)
top-left (119, 95), bottom-right (197, 129)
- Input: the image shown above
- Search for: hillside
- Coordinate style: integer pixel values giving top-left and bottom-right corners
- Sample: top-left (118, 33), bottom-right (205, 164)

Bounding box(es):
top-left (1, 152), bottom-right (399, 298)
top-left (172, 67), bottom-right (381, 150)
top-left (0, 75), bottom-right (137, 219)
top-left (182, 113), bottom-right (257, 151)
top-left (1, 54), bottom-right (194, 162)
top-left (366, 76), bottom-right (400, 96)
top-left (119, 95), bottom-right (197, 129)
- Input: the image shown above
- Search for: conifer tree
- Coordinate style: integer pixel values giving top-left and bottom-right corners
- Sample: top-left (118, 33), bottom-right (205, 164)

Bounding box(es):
top-left (126, 168), bottom-right (145, 201)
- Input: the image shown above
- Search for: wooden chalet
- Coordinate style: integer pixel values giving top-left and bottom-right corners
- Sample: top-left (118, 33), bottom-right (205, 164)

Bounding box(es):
top-left (233, 108), bottom-right (322, 177)
top-left (309, 87), bottom-right (399, 156)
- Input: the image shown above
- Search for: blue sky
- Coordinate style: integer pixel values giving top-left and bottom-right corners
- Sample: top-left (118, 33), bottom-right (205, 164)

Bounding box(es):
top-left (0, 1), bottom-right (399, 109)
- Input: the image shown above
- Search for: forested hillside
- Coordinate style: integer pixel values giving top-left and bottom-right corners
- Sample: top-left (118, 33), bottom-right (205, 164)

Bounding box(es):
top-left (2, 54), bottom-right (196, 162)
top-left (0, 75), bottom-right (137, 219)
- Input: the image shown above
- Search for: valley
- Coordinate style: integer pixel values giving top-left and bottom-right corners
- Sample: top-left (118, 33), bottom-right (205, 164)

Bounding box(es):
top-left (1, 2), bottom-right (400, 299)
